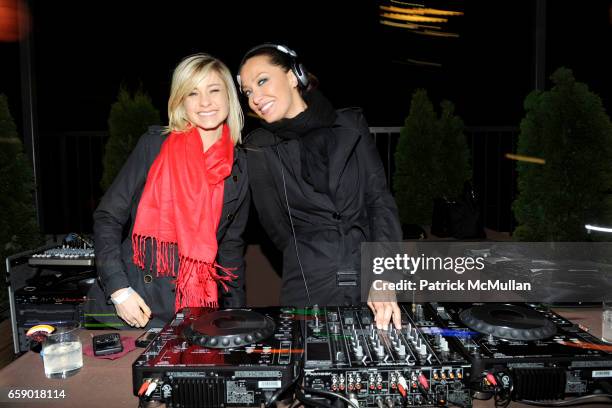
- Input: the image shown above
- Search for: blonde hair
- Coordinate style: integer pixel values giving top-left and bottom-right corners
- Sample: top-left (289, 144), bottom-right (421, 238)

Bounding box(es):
top-left (167, 54), bottom-right (243, 144)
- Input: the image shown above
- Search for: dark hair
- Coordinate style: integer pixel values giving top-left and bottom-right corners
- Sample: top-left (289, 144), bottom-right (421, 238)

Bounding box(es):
top-left (239, 47), bottom-right (318, 93)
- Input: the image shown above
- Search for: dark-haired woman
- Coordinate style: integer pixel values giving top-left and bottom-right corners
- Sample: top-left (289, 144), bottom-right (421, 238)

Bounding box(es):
top-left (238, 44), bottom-right (402, 329)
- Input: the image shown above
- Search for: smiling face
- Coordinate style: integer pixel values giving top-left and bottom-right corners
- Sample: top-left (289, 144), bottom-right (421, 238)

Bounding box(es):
top-left (239, 55), bottom-right (306, 123)
top-left (182, 70), bottom-right (229, 134)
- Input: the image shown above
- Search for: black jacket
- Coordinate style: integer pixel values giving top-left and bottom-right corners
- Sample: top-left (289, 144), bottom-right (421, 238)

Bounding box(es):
top-left (246, 95), bottom-right (401, 306)
top-left (86, 126), bottom-right (249, 327)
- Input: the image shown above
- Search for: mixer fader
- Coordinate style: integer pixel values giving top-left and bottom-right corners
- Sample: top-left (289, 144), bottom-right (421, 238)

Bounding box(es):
top-left (302, 304), bottom-right (472, 407)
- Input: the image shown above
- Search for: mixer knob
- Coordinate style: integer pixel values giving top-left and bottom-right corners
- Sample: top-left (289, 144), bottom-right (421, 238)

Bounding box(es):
top-left (397, 344), bottom-right (406, 357)
top-left (376, 345), bottom-right (385, 357)
top-left (416, 304), bottom-right (424, 321)
top-left (418, 344), bottom-right (427, 355)
top-left (354, 344), bottom-right (364, 358)
top-left (336, 351), bottom-right (345, 362)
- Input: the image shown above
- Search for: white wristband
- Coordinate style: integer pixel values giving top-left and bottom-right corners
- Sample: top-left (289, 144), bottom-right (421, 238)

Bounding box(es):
top-left (111, 287), bottom-right (135, 305)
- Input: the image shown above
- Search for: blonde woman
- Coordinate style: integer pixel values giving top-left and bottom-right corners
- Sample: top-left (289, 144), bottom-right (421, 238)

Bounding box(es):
top-left (89, 54), bottom-right (249, 328)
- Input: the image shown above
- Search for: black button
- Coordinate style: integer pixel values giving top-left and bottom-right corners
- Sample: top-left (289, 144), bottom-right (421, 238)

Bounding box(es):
top-left (144, 274), bottom-right (153, 284)
top-left (232, 175), bottom-right (238, 182)
top-left (227, 213), bottom-right (235, 221)
top-left (332, 212), bottom-right (342, 220)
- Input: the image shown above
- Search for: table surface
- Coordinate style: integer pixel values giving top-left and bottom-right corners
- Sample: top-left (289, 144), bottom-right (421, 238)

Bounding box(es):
top-left (0, 308), bottom-right (609, 408)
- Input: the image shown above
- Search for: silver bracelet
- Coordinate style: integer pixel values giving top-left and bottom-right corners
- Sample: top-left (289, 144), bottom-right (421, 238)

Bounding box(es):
top-left (111, 287), bottom-right (134, 305)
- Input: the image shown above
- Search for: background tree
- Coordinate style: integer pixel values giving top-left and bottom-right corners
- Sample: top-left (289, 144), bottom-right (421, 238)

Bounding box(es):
top-left (437, 100), bottom-right (471, 198)
top-left (394, 89), bottom-right (440, 225)
top-left (100, 86), bottom-right (160, 191)
top-left (0, 94), bottom-right (43, 303)
top-left (394, 89), bottom-right (471, 226)
top-left (513, 68), bottom-right (612, 241)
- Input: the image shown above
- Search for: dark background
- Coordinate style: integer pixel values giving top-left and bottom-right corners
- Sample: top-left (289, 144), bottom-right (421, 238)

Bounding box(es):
top-left (1, 0), bottom-right (612, 233)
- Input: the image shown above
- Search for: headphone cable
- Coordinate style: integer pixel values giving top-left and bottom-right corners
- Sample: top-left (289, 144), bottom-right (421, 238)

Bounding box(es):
top-left (274, 145), bottom-right (312, 304)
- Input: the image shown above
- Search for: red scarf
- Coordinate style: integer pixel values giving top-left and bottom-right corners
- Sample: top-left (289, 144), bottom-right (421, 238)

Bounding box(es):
top-left (132, 124), bottom-right (236, 311)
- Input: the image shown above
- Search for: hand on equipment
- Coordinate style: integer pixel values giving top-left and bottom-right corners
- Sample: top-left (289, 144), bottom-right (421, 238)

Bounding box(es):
top-left (111, 288), bottom-right (152, 328)
top-left (367, 282), bottom-right (402, 330)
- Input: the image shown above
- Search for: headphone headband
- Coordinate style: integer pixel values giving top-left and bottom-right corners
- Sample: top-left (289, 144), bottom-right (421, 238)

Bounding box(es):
top-left (237, 43), bottom-right (309, 92)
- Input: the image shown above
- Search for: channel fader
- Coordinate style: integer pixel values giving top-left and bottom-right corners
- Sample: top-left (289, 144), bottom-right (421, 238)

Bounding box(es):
top-left (302, 304), bottom-right (472, 407)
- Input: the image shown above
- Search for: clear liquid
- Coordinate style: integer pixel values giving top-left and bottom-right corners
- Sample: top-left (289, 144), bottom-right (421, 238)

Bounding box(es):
top-left (603, 309), bottom-right (612, 343)
top-left (43, 341), bottom-right (83, 378)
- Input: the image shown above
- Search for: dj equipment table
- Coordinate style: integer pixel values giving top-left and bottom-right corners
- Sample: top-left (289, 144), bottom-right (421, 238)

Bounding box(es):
top-left (0, 308), bottom-right (609, 408)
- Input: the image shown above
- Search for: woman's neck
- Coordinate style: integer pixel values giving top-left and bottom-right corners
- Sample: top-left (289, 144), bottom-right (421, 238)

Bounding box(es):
top-left (285, 97), bottom-right (308, 119)
top-left (199, 126), bottom-right (223, 152)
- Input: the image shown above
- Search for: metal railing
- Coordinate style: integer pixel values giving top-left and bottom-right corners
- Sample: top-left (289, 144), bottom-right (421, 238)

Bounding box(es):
top-left (37, 131), bottom-right (108, 234)
top-left (37, 126), bottom-right (519, 234)
top-left (370, 126), bottom-right (519, 233)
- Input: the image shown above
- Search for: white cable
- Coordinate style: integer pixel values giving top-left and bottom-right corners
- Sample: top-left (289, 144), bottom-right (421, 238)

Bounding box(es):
top-left (274, 145), bottom-right (311, 304)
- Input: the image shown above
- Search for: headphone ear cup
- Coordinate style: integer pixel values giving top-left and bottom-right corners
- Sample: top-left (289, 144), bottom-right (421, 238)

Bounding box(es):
top-left (293, 63), bottom-right (309, 88)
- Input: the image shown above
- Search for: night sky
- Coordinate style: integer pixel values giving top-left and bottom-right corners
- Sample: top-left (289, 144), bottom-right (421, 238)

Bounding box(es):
top-left (1, 1), bottom-right (610, 133)
top-left (1, 1), bottom-right (612, 233)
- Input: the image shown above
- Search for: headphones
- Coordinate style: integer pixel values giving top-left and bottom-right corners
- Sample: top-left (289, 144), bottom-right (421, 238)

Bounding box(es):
top-left (237, 43), bottom-right (309, 91)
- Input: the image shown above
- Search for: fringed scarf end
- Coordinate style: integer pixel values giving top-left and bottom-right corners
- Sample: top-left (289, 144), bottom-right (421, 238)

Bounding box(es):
top-left (131, 234), bottom-right (178, 277)
top-left (211, 262), bottom-right (238, 292)
top-left (173, 256), bottom-right (221, 312)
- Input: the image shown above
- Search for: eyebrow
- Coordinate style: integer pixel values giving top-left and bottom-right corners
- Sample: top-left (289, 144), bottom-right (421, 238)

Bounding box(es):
top-left (243, 72), bottom-right (269, 89)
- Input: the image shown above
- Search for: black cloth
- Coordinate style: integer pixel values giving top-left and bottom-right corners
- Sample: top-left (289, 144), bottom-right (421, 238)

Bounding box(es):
top-left (245, 91), bottom-right (402, 306)
top-left (85, 126), bottom-right (250, 328)
top-left (262, 90), bottom-right (337, 196)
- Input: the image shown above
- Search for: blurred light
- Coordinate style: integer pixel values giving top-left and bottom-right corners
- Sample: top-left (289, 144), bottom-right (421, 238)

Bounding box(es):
top-left (381, 12), bottom-right (448, 23)
top-left (0, 0), bottom-right (30, 42)
top-left (505, 153), bottom-right (546, 165)
top-left (380, 6), bottom-right (463, 16)
top-left (378, 1), bottom-right (464, 35)
top-left (391, 0), bottom-right (425, 6)
top-left (585, 224), bottom-right (612, 234)
top-left (380, 20), bottom-right (420, 30)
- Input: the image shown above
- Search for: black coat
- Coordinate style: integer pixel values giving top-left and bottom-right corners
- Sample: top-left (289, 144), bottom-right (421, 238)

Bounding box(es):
top-left (246, 102), bottom-right (401, 306)
top-left (86, 126), bottom-right (249, 328)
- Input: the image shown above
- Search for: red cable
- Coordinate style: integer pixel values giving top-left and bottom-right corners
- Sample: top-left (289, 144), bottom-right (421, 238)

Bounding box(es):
top-left (138, 380), bottom-right (151, 396)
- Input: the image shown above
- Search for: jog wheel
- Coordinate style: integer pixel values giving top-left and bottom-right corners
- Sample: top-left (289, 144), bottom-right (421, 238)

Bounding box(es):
top-left (184, 309), bottom-right (275, 348)
top-left (459, 304), bottom-right (556, 340)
